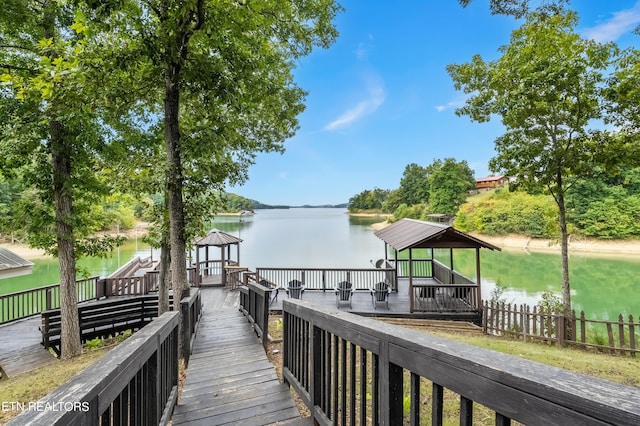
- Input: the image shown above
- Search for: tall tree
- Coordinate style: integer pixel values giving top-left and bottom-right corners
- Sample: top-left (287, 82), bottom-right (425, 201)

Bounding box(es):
top-left (97, 0), bottom-right (341, 351)
top-left (0, 0), bottom-right (126, 358)
top-left (399, 163), bottom-right (430, 206)
top-left (428, 158), bottom-right (475, 215)
top-left (447, 10), bottom-right (617, 326)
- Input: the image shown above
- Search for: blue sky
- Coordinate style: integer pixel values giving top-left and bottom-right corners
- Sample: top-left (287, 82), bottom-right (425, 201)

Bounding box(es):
top-left (230, 0), bottom-right (640, 206)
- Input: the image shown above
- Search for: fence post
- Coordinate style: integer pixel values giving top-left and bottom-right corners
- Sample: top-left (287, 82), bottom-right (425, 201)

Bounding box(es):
top-left (556, 315), bottom-right (565, 348)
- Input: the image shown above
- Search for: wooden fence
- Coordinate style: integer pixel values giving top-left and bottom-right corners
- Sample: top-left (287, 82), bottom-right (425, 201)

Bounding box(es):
top-left (282, 298), bottom-right (640, 425)
top-left (8, 311), bottom-right (180, 426)
top-left (0, 276), bottom-right (99, 324)
top-left (483, 301), bottom-right (640, 356)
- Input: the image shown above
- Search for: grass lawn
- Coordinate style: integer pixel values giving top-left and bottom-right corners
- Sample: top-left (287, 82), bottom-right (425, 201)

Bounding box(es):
top-left (0, 334), bottom-right (130, 424)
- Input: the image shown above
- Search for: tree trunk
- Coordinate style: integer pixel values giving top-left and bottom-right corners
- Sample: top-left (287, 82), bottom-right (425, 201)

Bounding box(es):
top-left (50, 118), bottom-right (82, 359)
top-left (165, 69), bottom-right (188, 358)
top-left (158, 224), bottom-right (171, 315)
top-left (44, 2), bottom-right (81, 360)
top-left (557, 177), bottom-right (572, 341)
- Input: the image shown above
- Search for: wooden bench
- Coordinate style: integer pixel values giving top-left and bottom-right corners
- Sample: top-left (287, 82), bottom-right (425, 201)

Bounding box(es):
top-left (41, 295), bottom-right (173, 356)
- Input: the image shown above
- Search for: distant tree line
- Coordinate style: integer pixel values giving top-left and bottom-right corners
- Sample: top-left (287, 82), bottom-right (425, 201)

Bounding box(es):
top-left (348, 158), bottom-right (476, 220)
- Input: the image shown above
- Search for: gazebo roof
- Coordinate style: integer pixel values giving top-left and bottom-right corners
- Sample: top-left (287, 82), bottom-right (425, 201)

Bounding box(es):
top-left (194, 229), bottom-right (242, 247)
top-left (374, 218), bottom-right (501, 252)
top-left (0, 246), bottom-right (34, 279)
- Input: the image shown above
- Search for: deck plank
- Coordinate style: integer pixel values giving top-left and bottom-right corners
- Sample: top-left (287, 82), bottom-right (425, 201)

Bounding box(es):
top-left (173, 287), bottom-right (304, 426)
top-left (0, 317), bottom-right (54, 378)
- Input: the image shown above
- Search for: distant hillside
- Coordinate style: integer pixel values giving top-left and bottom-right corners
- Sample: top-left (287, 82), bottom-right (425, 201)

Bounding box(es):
top-left (226, 193), bottom-right (347, 211)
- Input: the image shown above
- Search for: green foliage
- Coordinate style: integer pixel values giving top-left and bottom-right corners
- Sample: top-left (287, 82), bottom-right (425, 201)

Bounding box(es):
top-left (537, 291), bottom-right (563, 315)
top-left (392, 203), bottom-right (426, 221)
top-left (454, 189), bottom-right (557, 237)
top-left (566, 168), bottom-right (640, 238)
top-left (427, 158), bottom-right (476, 215)
top-left (399, 163), bottom-right (430, 205)
top-left (348, 188), bottom-right (390, 212)
top-left (224, 193), bottom-right (255, 212)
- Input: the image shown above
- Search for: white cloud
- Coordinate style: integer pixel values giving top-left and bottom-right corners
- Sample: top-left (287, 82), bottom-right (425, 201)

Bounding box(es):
top-left (435, 98), bottom-right (465, 113)
top-left (582, 2), bottom-right (640, 43)
top-left (324, 83), bottom-right (385, 131)
top-left (355, 45), bottom-right (367, 60)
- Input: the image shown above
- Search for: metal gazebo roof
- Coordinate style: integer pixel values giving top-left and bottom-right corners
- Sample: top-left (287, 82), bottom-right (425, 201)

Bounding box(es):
top-left (194, 229), bottom-right (242, 247)
top-left (0, 246), bottom-right (34, 279)
top-left (374, 218), bottom-right (500, 252)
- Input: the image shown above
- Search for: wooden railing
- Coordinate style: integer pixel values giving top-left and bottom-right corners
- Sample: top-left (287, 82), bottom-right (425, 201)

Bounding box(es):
top-left (255, 267), bottom-right (397, 292)
top-left (101, 274), bottom-right (155, 298)
top-left (412, 283), bottom-right (479, 313)
top-left (433, 259), bottom-right (475, 285)
top-left (282, 299), bottom-right (640, 425)
top-left (483, 301), bottom-right (640, 355)
top-left (395, 258), bottom-right (433, 278)
top-left (8, 311), bottom-right (180, 426)
top-left (41, 294), bottom-right (173, 356)
top-left (180, 289), bottom-right (203, 366)
top-left (0, 276), bottom-right (99, 324)
top-left (239, 281), bottom-right (273, 348)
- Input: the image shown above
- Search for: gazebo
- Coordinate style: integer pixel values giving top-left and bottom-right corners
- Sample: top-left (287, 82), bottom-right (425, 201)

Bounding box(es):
top-left (192, 229), bottom-right (242, 286)
top-left (374, 218), bottom-right (500, 313)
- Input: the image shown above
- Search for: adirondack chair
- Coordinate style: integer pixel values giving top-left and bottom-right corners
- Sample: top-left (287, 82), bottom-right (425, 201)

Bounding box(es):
top-left (286, 279), bottom-right (305, 299)
top-left (334, 281), bottom-right (354, 308)
top-left (370, 281), bottom-right (391, 309)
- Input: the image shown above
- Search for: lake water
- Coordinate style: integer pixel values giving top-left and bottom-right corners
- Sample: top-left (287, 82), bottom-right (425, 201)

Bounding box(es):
top-left (0, 238), bottom-right (153, 295)
top-left (2, 208), bottom-right (638, 321)
top-left (214, 208), bottom-right (639, 321)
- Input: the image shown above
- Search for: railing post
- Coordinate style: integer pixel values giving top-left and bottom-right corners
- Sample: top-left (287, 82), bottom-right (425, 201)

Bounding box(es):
top-left (261, 288), bottom-right (271, 348)
top-left (379, 341), bottom-right (403, 425)
top-left (181, 297), bottom-right (191, 366)
top-left (46, 288), bottom-right (52, 311)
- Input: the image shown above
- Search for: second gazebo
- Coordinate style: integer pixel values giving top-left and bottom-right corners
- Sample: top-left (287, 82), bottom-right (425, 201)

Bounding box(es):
top-left (374, 218), bottom-right (500, 314)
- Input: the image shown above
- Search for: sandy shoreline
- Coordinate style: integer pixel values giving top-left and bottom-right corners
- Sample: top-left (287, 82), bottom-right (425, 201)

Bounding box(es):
top-left (4, 221), bottom-right (640, 260)
top-left (370, 220), bottom-right (640, 256)
top-left (1, 243), bottom-right (51, 260)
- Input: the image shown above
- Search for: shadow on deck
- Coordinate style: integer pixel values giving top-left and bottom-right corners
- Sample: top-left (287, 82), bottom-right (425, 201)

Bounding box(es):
top-left (172, 287), bottom-right (310, 426)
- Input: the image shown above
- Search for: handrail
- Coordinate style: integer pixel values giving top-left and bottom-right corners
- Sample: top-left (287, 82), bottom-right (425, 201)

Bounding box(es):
top-left (239, 281), bottom-right (272, 348)
top-left (8, 311), bottom-right (180, 426)
top-left (282, 299), bottom-right (640, 425)
top-left (180, 289), bottom-right (203, 366)
top-left (255, 267), bottom-right (397, 292)
top-left (0, 276), bottom-right (99, 324)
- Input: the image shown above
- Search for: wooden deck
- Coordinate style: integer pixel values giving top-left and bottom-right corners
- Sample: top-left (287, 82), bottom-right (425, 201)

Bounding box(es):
top-left (267, 278), bottom-right (482, 323)
top-left (0, 316), bottom-right (54, 378)
top-left (172, 287), bottom-right (310, 426)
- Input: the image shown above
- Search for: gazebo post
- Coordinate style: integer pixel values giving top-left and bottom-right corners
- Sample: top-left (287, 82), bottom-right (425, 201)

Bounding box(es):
top-left (409, 248), bottom-right (414, 313)
top-left (449, 248), bottom-right (454, 284)
top-left (237, 242), bottom-right (240, 266)
top-left (475, 247), bottom-right (482, 308)
top-left (195, 245), bottom-right (201, 286)
top-left (221, 246), bottom-right (226, 286)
